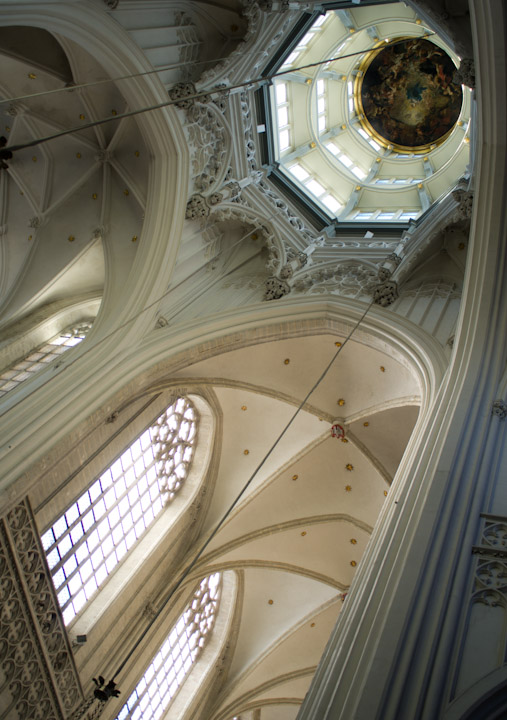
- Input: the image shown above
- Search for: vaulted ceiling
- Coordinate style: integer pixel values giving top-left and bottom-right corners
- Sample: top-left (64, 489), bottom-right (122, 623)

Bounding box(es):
top-left (0, 30), bottom-right (148, 329)
top-left (171, 332), bottom-right (420, 719)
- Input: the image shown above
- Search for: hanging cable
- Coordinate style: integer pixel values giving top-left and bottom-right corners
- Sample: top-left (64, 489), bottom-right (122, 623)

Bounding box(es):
top-left (3, 36), bottom-right (433, 155)
top-left (0, 47), bottom-right (271, 106)
top-left (112, 296), bottom-right (375, 681)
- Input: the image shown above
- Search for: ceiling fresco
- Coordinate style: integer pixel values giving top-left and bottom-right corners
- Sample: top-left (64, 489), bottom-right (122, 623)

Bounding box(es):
top-left (357, 38), bottom-right (463, 152)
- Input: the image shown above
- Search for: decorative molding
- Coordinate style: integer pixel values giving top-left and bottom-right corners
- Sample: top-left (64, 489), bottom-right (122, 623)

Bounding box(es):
top-left (175, 12), bottom-right (201, 72)
top-left (293, 263), bottom-right (378, 299)
top-left (472, 559), bottom-right (507, 608)
top-left (472, 516), bottom-right (507, 607)
top-left (257, 178), bottom-right (325, 249)
top-left (239, 91), bottom-right (258, 176)
top-left (0, 498), bottom-right (83, 719)
top-left (185, 100), bottom-right (229, 193)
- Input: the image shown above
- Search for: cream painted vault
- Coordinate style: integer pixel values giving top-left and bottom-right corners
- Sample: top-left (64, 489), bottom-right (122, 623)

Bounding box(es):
top-left (0, 2), bottom-right (505, 720)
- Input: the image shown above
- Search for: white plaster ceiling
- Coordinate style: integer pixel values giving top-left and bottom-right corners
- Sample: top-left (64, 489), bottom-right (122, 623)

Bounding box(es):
top-left (0, 33), bottom-right (148, 328)
top-left (174, 332), bottom-right (421, 720)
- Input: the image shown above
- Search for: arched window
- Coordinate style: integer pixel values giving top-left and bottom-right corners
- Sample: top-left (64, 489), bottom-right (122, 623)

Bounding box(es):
top-left (116, 573), bottom-right (221, 720)
top-left (0, 321), bottom-right (92, 397)
top-left (40, 397), bottom-right (198, 625)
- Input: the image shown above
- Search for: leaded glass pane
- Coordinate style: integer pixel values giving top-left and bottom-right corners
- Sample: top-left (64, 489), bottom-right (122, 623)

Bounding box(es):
top-left (41, 397), bottom-right (198, 625)
top-left (115, 573), bottom-right (221, 720)
top-left (0, 322), bottom-right (92, 397)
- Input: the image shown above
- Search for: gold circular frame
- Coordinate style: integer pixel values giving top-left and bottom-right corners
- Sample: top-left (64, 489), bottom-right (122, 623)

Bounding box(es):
top-left (353, 37), bottom-right (461, 155)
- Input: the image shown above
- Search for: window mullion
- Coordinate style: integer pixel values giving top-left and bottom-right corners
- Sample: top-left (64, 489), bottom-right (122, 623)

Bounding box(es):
top-left (43, 397), bottom-right (198, 625)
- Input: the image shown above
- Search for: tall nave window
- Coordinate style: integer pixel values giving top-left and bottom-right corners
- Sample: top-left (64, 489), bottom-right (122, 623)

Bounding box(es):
top-left (41, 397), bottom-right (198, 625)
top-left (0, 322), bottom-right (92, 397)
top-left (116, 573), bottom-right (221, 720)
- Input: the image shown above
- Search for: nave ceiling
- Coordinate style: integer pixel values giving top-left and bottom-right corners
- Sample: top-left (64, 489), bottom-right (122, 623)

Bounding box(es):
top-left (21, 327), bottom-right (421, 720)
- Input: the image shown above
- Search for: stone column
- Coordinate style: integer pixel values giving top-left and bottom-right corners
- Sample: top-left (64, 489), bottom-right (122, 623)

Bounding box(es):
top-left (297, 3), bottom-right (507, 718)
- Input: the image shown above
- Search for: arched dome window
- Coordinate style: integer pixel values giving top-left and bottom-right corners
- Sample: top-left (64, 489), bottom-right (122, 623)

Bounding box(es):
top-left (115, 573), bottom-right (221, 720)
top-left (40, 397), bottom-right (198, 625)
top-left (0, 321), bottom-right (92, 397)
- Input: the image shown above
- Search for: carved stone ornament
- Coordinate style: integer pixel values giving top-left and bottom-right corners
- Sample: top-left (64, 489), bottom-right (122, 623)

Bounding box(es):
top-left (453, 58), bottom-right (475, 88)
top-left (377, 266), bottom-right (392, 282)
top-left (208, 192), bottom-right (223, 207)
top-left (472, 516), bottom-right (507, 608)
top-left (297, 251), bottom-right (308, 268)
top-left (492, 400), bottom-right (507, 420)
top-left (451, 188), bottom-right (474, 221)
top-left (169, 82), bottom-right (198, 110)
top-left (264, 276), bottom-right (291, 301)
top-left (293, 263), bottom-right (378, 299)
top-left (286, 248), bottom-right (309, 269)
top-left (386, 252), bottom-right (403, 266)
top-left (0, 498), bottom-right (83, 719)
top-left (473, 559), bottom-right (507, 608)
top-left (279, 263), bottom-right (294, 280)
top-left (373, 280), bottom-right (399, 307)
top-left (156, 315), bottom-right (169, 329)
top-left (94, 149), bottom-right (113, 164)
top-left (186, 106), bottom-right (227, 191)
top-left (259, 0), bottom-right (290, 11)
top-left (6, 102), bottom-right (22, 117)
top-left (258, 179), bottom-right (325, 250)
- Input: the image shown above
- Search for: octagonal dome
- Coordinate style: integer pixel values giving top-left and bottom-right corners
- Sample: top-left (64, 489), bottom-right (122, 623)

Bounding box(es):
top-left (266, 2), bottom-right (471, 225)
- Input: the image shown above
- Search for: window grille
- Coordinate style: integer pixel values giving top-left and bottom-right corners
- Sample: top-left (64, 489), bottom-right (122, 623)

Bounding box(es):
top-left (41, 397), bottom-right (198, 625)
top-left (0, 322), bottom-right (92, 397)
top-left (116, 573), bottom-right (221, 720)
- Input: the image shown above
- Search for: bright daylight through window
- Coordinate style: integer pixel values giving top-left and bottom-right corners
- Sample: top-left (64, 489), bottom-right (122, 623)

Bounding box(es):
top-left (41, 397), bottom-right (197, 625)
top-left (115, 573), bottom-right (221, 720)
top-left (0, 323), bottom-right (91, 397)
top-left (269, 2), bottom-right (471, 224)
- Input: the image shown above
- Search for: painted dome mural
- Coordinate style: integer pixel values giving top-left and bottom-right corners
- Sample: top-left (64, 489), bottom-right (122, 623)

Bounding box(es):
top-left (357, 38), bottom-right (463, 152)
